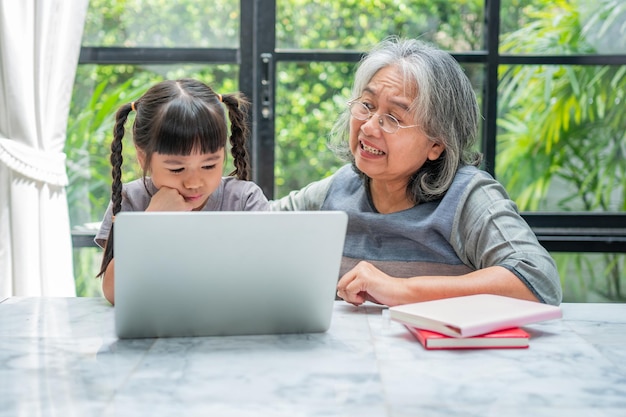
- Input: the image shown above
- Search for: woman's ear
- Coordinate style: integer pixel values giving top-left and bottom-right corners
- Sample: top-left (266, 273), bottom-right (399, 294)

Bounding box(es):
top-left (427, 141), bottom-right (446, 161)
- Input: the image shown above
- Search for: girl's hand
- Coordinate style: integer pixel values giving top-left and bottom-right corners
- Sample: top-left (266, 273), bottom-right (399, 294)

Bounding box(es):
top-left (146, 187), bottom-right (196, 212)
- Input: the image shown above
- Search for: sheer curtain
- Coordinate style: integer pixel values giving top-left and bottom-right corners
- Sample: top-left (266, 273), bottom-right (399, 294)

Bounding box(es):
top-left (0, 0), bottom-right (89, 297)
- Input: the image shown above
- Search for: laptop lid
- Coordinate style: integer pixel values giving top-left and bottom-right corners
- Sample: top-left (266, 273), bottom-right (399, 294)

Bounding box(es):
top-left (113, 211), bottom-right (348, 338)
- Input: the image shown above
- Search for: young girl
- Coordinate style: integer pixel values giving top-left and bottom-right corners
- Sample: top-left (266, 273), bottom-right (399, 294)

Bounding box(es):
top-left (95, 78), bottom-right (269, 305)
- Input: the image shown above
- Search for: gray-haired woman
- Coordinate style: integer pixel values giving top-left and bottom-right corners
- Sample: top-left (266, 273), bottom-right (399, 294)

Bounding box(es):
top-left (271, 37), bottom-right (562, 307)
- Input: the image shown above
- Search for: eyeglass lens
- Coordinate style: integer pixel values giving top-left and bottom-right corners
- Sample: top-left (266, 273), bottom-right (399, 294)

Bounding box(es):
top-left (349, 101), bottom-right (400, 133)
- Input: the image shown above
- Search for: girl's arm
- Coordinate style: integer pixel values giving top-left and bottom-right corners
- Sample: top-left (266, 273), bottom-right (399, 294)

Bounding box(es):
top-left (101, 256), bottom-right (115, 305)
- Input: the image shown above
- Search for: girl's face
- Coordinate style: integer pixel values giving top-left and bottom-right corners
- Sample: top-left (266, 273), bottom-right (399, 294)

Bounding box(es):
top-left (141, 148), bottom-right (225, 211)
top-left (349, 65), bottom-right (444, 189)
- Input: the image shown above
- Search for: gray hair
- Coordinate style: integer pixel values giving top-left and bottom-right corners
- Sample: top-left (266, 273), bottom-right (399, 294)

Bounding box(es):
top-left (330, 36), bottom-right (482, 203)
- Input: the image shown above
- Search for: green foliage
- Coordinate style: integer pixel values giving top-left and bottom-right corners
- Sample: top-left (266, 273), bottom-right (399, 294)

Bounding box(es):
top-left (73, 248), bottom-right (105, 297)
top-left (274, 62), bottom-right (350, 195)
top-left (554, 252), bottom-right (625, 302)
top-left (66, 72), bottom-right (148, 227)
top-left (276, 0), bottom-right (483, 51)
top-left (498, 0), bottom-right (626, 213)
top-left (82, 0), bottom-right (240, 47)
top-left (497, 0), bottom-right (625, 301)
top-left (66, 0), bottom-right (624, 301)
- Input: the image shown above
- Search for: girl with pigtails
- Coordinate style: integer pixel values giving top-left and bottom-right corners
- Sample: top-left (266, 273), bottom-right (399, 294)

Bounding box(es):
top-left (95, 78), bottom-right (269, 305)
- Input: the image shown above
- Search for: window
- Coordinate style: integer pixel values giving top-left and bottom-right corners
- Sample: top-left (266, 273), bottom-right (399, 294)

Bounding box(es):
top-left (67, 0), bottom-right (626, 301)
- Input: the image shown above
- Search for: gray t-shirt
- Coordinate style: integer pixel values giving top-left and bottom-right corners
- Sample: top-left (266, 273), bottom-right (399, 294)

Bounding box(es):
top-left (270, 164), bottom-right (562, 305)
top-left (96, 176), bottom-right (269, 248)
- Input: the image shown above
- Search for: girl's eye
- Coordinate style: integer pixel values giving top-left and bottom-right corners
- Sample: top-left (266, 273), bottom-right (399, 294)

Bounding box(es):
top-left (202, 165), bottom-right (217, 170)
top-left (169, 168), bottom-right (184, 174)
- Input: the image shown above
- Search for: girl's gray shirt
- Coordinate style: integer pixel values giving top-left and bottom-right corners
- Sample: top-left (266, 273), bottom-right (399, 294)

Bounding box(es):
top-left (270, 164), bottom-right (562, 305)
top-left (96, 176), bottom-right (269, 248)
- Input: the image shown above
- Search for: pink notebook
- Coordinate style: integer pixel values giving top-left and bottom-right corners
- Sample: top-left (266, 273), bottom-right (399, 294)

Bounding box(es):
top-left (389, 294), bottom-right (562, 338)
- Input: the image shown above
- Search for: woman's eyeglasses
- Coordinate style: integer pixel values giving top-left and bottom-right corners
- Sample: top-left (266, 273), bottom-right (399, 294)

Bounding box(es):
top-left (347, 100), bottom-right (419, 134)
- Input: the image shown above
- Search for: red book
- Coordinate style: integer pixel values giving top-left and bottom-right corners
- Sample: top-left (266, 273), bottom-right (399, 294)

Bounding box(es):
top-left (406, 325), bottom-right (530, 350)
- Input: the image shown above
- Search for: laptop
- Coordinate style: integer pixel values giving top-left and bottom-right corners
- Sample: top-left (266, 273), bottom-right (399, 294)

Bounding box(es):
top-left (113, 211), bottom-right (348, 338)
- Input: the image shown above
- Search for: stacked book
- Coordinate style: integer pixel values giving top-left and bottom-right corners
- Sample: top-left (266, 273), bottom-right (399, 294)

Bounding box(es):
top-left (388, 294), bottom-right (563, 350)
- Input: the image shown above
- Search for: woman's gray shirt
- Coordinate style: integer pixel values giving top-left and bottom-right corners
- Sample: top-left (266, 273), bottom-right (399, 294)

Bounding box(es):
top-left (270, 164), bottom-right (562, 305)
top-left (96, 176), bottom-right (269, 248)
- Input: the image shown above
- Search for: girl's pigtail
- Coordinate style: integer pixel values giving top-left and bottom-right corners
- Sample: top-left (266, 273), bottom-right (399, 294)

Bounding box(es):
top-left (222, 93), bottom-right (251, 181)
top-left (97, 102), bottom-right (134, 278)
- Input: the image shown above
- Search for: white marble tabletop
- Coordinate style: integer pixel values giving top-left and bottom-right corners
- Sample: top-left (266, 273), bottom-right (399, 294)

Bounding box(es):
top-left (1, 297), bottom-right (625, 417)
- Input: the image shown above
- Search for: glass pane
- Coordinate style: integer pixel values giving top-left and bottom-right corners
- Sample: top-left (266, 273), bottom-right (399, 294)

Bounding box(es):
top-left (82, 0), bottom-right (240, 48)
top-left (465, 63), bottom-right (486, 155)
top-left (554, 252), bottom-right (626, 302)
top-left (274, 62), bottom-right (350, 198)
top-left (500, 0), bottom-right (626, 54)
top-left (496, 64), bottom-right (626, 212)
top-left (73, 247), bottom-right (106, 297)
top-left (276, 0), bottom-right (485, 52)
top-left (274, 62), bottom-right (485, 198)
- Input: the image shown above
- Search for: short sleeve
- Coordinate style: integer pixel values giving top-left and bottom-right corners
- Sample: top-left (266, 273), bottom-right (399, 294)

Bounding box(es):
top-left (451, 174), bottom-right (563, 305)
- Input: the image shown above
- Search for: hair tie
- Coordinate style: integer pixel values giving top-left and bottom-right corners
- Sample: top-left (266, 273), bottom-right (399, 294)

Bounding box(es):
top-left (111, 215), bottom-right (116, 223)
top-left (131, 102), bottom-right (136, 112)
top-left (217, 94), bottom-right (222, 103)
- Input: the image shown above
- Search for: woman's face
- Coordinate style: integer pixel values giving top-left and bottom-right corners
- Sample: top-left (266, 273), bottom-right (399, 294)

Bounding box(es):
top-left (140, 148), bottom-right (225, 210)
top-left (349, 65), bottom-right (444, 188)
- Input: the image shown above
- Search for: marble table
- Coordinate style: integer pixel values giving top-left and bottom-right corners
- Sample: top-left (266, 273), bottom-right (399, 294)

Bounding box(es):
top-left (1, 297), bottom-right (625, 417)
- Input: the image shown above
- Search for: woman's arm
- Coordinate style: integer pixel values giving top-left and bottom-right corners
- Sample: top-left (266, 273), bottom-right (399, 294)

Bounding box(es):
top-left (452, 175), bottom-right (562, 305)
top-left (336, 262), bottom-right (537, 307)
top-left (269, 175), bottom-right (334, 211)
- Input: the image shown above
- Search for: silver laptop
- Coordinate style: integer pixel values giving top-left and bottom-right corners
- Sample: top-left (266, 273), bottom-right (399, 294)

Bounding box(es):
top-left (113, 211), bottom-right (348, 338)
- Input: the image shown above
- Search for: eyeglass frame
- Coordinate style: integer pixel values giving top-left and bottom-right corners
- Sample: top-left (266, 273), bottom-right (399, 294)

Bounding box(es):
top-left (347, 100), bottom-right (419, 134)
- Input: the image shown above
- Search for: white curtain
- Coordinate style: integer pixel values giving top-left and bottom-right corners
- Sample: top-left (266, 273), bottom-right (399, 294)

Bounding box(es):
top-left (0, 0), bottom-right (89, 297)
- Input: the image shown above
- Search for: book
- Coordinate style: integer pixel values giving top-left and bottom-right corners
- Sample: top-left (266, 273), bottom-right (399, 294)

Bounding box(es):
top-left (406, 326), bottom-right (530, 350)
top-left (389, 294), bottom-right (562, 338)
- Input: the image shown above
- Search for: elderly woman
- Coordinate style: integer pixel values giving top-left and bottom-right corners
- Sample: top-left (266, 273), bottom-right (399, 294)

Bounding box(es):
top-left (270, 37), bottom-right (562, 307)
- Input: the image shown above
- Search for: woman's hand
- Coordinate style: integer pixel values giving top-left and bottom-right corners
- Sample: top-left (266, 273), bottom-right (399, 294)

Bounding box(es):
top-left (146, 187), bottom-right (196, 212)
top-left (336, 261), bottom-right (406, 307)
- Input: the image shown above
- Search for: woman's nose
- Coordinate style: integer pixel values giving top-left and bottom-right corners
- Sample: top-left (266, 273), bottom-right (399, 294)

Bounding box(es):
top-left (361, 113), bottom-right (384, 134)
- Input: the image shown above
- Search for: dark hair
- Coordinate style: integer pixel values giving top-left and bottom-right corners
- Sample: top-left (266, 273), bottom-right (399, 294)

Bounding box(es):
top-left (97, 78), bottom-right (251, 278)
top-left (330, 37), bottom-right (482, 203)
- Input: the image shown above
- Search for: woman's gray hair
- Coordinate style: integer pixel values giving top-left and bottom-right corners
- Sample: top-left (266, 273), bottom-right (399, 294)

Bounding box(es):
top-left (330, 36), bottom-right (482, 203)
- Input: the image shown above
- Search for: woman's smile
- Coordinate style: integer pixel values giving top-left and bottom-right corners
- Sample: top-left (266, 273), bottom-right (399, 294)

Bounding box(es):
top-left (360, 140), bottom-right (385, 156)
